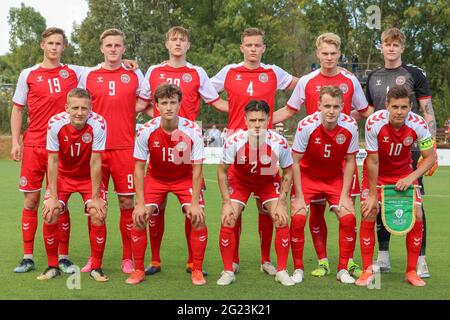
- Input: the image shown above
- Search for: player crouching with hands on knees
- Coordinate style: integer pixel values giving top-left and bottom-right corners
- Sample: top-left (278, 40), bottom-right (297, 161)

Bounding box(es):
top-left (40, 88), bottom-right (108, 281)
top-left (217, 100), bottom-right (294, 286)
top-left (357, 85), bottom-right (436, 287)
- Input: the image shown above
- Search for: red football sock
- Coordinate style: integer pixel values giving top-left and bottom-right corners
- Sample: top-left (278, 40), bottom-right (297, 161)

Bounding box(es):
top-left (130, 227), bottom-right (147, 271)
top-left (259, 213), bottom-right (273, 264)
top-left (338, 214), bottom-right (356, 271)
top-left (309, 203), bottom-right (327, 260)
top-left (58, 211), bottom-right (70, 256)
top-left (220, 225), bottom-right (235, 272)
top-left (22, 208), bottom-right (38, 255)
top-left (190, 227), bottom-right (208, 272)
top-left (233, 215), bottom-right (242, 264)
top-left (274, 226), bottom-right (290, 271)
top-left (148, 208), bottom-right (165, 264)
top-left (87, 215), bottom-right (92, 234)
top-left (406, 221), bottom-right (423, 273)
top-left (43, 222), bottom-right (59, 267)
top-left (359, 220), bottom-right (376, 271)
top-left (120, 208), bottom-right (133, 260)
top-left (290, 214), bottom-right (307, 270)
top-left (185, 216), bottom-right (193, 264)
top-left (90, 224), bottom-right (106, 270)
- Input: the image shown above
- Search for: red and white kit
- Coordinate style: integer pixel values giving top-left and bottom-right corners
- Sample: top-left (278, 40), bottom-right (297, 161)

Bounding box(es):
top-left (361, 110), bottom-right (431, 204)
top-left (13, 64), bottom-right (85, 191)
top-left (292, 112), bottom-right (359, 206)
top-left (45, 111), bottom-right (107, 208)
top-left (78, 64), bottom-right (144, 194)
top-left (222, 129), bottom-right (293, 207)
top-left (134, 116), bottom-right (205, 209)
top-left (139, 62), bottom-right (219, 121)
top-left (211, 62), bottom-right (293, 131)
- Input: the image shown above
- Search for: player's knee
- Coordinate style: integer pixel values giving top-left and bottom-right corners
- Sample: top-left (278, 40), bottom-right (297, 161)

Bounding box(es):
top-left (193, 222), bottom-right (206, 230)
top-left (118, 195), bottom-right (134, 209)
top-left (24, 194), bottom-right (40, 211)
top-left (89, 210), bottom-right (105, 226)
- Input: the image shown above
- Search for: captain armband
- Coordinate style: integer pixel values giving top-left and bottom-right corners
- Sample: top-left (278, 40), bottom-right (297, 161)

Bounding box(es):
top-left (419, 137), bottom-right (433, 151)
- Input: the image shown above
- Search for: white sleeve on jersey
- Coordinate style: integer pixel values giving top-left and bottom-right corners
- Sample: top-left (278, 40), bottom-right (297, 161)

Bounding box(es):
top-left (68, 65), bottom-right (88, 82)
top-left (350, 75), bottom-right (369, 111)
top-left (271, 64), bottom-right (294, 90)
top-left (195, 66), bottom-right (220, 103)
top-left (221, 137), bottom-right (236, 164)
top-left (211, 65), bottom-right (231, 93)
top-left (46, 112), bottom-right (68, 152)
top-left (12, 68), bottom-right (33, 107)
top-left (138, 66), bottom-right (157, 101)
top-left (278, 140), bottom-right (293, 168)
top-left (286, 77), bottom-right (306, 111)
top-left (365, 114), bottom-right (380, 152)
top-left (407, 113), bottom-right (432, 142)
top-left (134, 69), bottom-right (145, 97)
top-left (347, 124), bottom-right (360, 154)
top-left (191, 123), bottom-right (205, 162)
top-left (90, 113), bottom-right (107, 152)
top-left (77, 68), bottom-right (89, 89)
top-left (292, 119), bottom-right (313, 153)
top-left (134, 128), bottom-right (150, 161)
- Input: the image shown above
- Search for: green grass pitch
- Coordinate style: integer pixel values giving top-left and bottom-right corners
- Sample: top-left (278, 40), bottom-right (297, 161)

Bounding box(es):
top-left (0, 159), bottom-right (449, 300)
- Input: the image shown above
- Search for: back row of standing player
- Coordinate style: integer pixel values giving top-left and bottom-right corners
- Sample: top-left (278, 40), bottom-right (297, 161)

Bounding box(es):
top-left (11, 26), bottom-right (437, 283)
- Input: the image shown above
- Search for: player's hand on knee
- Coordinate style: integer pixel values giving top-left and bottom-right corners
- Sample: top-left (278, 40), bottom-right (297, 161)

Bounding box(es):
top-left (338, 196), bottom-right (354, 215)
top-left (221, 202), bottom-right (236, 226)
top-left (132, 204), bottom-right (148, 229)
top-left (187, 204), bottom-right (205, 228)
top-left (42, 198), bottom-right (62, 224)
top-left (361, 196), bottom-right (378, 219)
top-left (88, 198), bottom-right (107, 220)
top-left (291, 197), bottom-right (307, 215)
top-left (272, 209), bottom-right (288, 227)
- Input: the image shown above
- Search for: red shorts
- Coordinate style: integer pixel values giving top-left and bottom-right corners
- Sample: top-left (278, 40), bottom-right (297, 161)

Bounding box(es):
top-left (360, 177), bottom-right (422, 206)
top-left (228, 173), bottom-right (281, 209)
top-left (102, 149), bottom-right (135, 195)
top-left (292, 173), bottom-right (343, 210)
top-left (144, 175), bottom-right (205, 212)
top-left (44, 177), bottom-right (107, 213)
top-left (19, 146), bottom-right (48, 192)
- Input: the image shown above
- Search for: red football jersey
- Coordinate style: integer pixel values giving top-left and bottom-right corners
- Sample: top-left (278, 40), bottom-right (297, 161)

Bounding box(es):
top-left (134, 116), bottom-right (204, 182)
top-left (211, 62), bottom-right (293, 131)
top-left (139, 62), bottom-right (219, 121)
top-left (78, 64), bottom-right (144, 150)
top-left (222, 129), bottom-right (292, 185)
top-left (365, 110), bottom-right (431, 180)
top-left (13, 64), bottom-right (85, 147)
top-left (292, 112), bottom-right (359, 180)
top-left (46, 111), bottom-right (106, 179)
top-left (287, 69), bottom-right (368, 116)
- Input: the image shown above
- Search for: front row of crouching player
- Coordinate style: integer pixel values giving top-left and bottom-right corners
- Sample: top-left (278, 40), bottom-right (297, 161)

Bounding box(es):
top-left (39, 83), bottom-right (434, 287)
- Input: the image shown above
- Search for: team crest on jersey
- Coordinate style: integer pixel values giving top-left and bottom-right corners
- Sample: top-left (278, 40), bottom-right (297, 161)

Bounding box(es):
top-left (260, 154), bottom-right (271, 165)
top-left (361, 189), bottom-right (369, 199)
top-left (82, 133), bottom-right (92, 144)
top-left (339, 83), bottom-right (349, 94)
top-left (403, 136), bottom-right (414, 147)
top-left (176, 141), bottom-right (188, 152)
top-left (228, 186), bottom-right (234, 195)
top-left (182, 73), bottom-right (192, 83)
top-left (121, 74), bottom-right (131, 84)
top-left (19, 176), bottom-right (27, 187)
top-left (336, 134), bottom-right (346, 145)
top-left (59, 70), bottom-right (69, 79)
top-left (395, 76), bottom-right (406, 85)
top-left (258, 73), bottom-right (269, 83)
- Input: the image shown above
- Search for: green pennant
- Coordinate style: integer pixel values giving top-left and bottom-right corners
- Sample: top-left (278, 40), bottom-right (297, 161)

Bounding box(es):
top-left (381, 185), bottom-right (416, 236)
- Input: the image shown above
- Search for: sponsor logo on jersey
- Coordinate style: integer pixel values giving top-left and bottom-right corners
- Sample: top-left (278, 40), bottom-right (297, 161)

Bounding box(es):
top-left (59, 70), bottom-right (69, 79)
top-left (235, 74), bottom-right (242, 81)
top-left (258, 73), bottom-right (268, 83)
top-left (383, 136), bottom-right (389, 143)
top-left (121, 74), bottom-right (131, 84)
top-left (336, 134), bottom-right (346, 144)
top-left (361, 188), bottom-right (369, 199)
top-left (176, 141), bottom-right (188, 152)
top-left (260, 154), bottom-right (271, 165)
top-left (37, 76), bottom-right (44, 82)
top-left (153, 141), bottom-right (160, 148)
top-left (182, 73), bottom-right (192, 83)
top-left (159, 73), bottom-right (166, 79)
top-left (82, 133), bottom-right (92, 144)
top-left (315, 85), bottom-right (321, 92)
top-left (97, 77), bottom-right (103, 83)
top-left (228, 186), bottom-right (234, 195)
top-left (19, 176), bottom-right (28, 187)
top-left (314, 137), bottom-right (321, 144)
top-left (395, 76), bottom-right (406, 85)
top-left (403, 136), bottom-right (414, 147)
top-left (376, 79), bottom-right (382, 86)
top-left (339, 83), bottom-right (349, 94)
